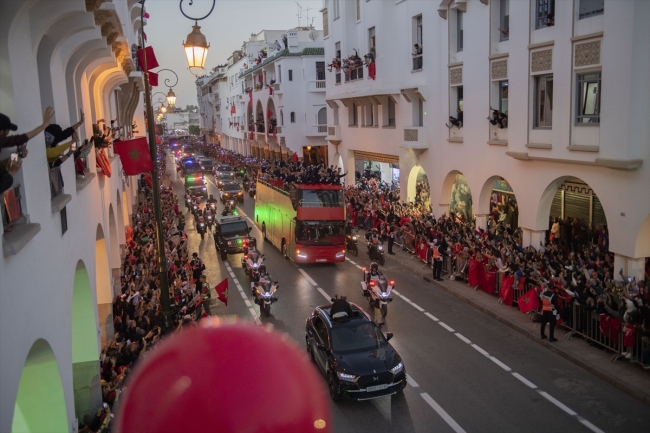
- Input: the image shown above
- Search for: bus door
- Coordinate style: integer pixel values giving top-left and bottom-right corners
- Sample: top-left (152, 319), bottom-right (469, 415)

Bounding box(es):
top-left (289, 218), bottom-right (296, 260)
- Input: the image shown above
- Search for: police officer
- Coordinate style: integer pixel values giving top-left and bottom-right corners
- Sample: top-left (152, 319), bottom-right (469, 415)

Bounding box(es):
top-left (198, 275), bottom-right (212, 316)
top-left (540, 284), bottom-right (559, 342)
top-left (386, 224), bottom-right (395, 255)
top-left (191, 253), bottom-right (204, 291)
top-left (431, 239), bottom-right (443, 281)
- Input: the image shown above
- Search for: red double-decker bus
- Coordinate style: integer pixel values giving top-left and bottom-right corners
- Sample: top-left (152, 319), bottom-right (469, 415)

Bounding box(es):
top-left (254, 180), bottom-right (346, 263)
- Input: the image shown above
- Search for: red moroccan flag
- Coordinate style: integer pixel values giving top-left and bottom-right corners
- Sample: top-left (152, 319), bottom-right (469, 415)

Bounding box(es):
top-left (292, 152), bottom-right (299, 163)
top-left (267, 109), bottom-right (273, 119)
top-left (114, 137), bottom-right (153, 175)
top-left (231, 104), bottom-right (236, 115)
top-left (137, 46), bottom-right (159, 70)
top-left (368, 62), bottom-right (376, 80)
top-left (499, 276), bottom-right (515, 306)
top-left (148, 71), bottom-right (159, 86)
top-left (215, 278), bottom-right (228, 306)
top-left (518, 288), bottom-right (541, 313)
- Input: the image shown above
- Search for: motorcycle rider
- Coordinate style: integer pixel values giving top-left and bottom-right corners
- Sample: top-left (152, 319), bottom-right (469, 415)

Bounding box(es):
top-left (363, 261), bottom-right (383, 296)
top-left (258, 264), bottom-right (270, 280)
top-left (367, 228), bottom-right (381, 258)
top-left (207, 194), bottom-right (218, 205)
top-left (345, 220), bottom-right (354, 236)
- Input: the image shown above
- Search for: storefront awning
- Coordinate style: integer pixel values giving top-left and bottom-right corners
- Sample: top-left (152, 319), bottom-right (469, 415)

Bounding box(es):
top-left (353, 150), bottom-right (399, 165)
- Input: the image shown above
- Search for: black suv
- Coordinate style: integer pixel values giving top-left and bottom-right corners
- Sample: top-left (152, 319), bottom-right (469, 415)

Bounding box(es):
top-left (305, 300), bottom-right (406, 401)
top-left (184, 174), bottom-right (207, 197)
top-left (214, 215), bottom-right (253, 260)
top-left (220, 181), bottom-right (244, 204)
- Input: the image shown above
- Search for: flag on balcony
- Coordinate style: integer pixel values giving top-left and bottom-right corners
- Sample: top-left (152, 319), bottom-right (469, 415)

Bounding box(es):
top-left (231, 104), bottom-right (236, 114)
top-left (267, 110), bottom-right (273, 119)
top-left (269, 86), bottom-right (273, 96)
top-left (292, 152), bottom-right (299, 163)
top-left (249, 91), bottom-right (253, 108)
top-left (137, 46), bottom-right (159, 70)
top-left (114, 137), bottom-right (153, 175)
top-left (215, 278), bottom-right (228, 306)
top-left (96, 148), bottom-right (112, 177)
top-left (368, 62), bottom-right (376, 80)
top-left (148, 71), bottom-right (159, 87)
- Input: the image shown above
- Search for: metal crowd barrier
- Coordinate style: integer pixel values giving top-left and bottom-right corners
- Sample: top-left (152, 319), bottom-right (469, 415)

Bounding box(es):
top-left (564, 303), bottom-right (626, 362)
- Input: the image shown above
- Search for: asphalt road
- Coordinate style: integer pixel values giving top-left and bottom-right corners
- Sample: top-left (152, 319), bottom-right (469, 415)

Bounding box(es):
top-left (169, 154), bottom-right (650, 433)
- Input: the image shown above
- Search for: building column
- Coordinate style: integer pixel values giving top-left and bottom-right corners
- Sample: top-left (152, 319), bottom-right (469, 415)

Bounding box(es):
top-left (614, 254), bottom-right (646, 282)
top-left (437, 203), bottom-right (449, 218)
top-left (475, 214), bottom-right (489, 231)
top-left (379, 162), bottom-right (391, 183)
top-left (520, 228), bottom-right (546, 249)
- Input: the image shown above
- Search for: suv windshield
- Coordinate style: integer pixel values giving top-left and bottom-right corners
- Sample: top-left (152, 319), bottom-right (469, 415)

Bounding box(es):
top-left (223, 183), bottom-right (240, 192)
top-left (217, 165), bottom-right (232, 172)
top-left (300, 189), bottom-right (344, 207)
top-left (295, 221), bottom-right (345, 245)
top-left (330, 322), bottom-right (386, 353)
top-left (217, 174), bottom-right (232, 181)
top-left (220, 222), bottom-right (248, 235)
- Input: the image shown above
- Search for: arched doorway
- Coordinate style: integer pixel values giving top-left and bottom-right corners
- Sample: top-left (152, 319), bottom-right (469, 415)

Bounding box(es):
top-left (442, 172), bottom-right (473, 225)
top-left (12, 339), bottom-right (68, 433)
top-left (537, 176), bottom-right (609, 251)
top-left (95, 224), bottom-right (112, 343)
top-left (477, 176), bottom-right (519, 234)
top-left (255, 100), bottom-right (264, 133)
top-left (407, 166), bottom-right (431, 211)
top-left (72, 260), bottom-right (102, 420)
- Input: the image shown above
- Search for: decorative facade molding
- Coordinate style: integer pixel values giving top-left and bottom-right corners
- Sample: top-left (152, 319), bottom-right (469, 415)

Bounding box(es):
top-left (404, 129), bottom-right (419, 141)
top-left (449, 67), bottom-right (463, 85)
top-left (575, 41), bottom-right (601, 67)
top-left (86, 0), bottom-right (108, 13)
top-left (438, 9), bottom-right (447, 19)
top-left (479, 0), bottom-right (489, 4)
top-left (94, 10), bottom-right (112, 26)
top-left (456, 3), bottom-right (467, 13)
top-left (531, 49), bottom-right (552, 73)
top-left (491, 59), bottom-right (507, 80)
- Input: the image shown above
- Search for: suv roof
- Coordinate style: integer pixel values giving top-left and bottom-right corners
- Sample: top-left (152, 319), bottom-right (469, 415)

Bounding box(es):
top-left (316, 303), bottom-right (370, 328)
top-left (223, 181), bottom-right (241, 189)
top-left (217, 215), bottom-right (246, 225)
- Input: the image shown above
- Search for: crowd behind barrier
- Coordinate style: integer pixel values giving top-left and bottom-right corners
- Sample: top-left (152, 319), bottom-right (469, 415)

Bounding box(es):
top-left (177, 139), bottom-right (650, 371)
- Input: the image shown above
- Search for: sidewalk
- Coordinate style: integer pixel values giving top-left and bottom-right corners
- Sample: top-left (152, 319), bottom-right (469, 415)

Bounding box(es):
top-left (384, 246), bottom-right (650, 407)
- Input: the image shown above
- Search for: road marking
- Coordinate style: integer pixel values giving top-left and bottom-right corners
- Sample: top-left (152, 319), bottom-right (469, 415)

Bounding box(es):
top-left (420, 393), bottom-right (466, 433)
top-left (406, 374), bottom-right (419, 388)
top-left (400, 294), bottom-right (412, 303)
top-left (409, 302), bottom-right (425, 312)
top-left (424, 312), bottom-right (439, 322)
top-left (392, 289), bottom-right (400, 295)
top-left (578, 418), bottom-right (606, 433)
top-left (244, 299), bottom-right (252, 307)
top-left (489, 357), bottom-right (511, 372)
top-left (239, 291), bottom-right (247, 300)
top-left (538, 391), bottom-right (577, 416)
top-left (297, 268), bottom-right (318, 286)
top-left (248, 307), bottom-right (259, 318)
top-left (438, 322), bottom-right (455, 332)
top-left (346, 258), bottom-right (357, 265)
top-left (246, 217), bottom-right (255, 225)
top-left (471, 344), bottom-right (490, 358)
top-left (454, 333), bottom-right (471, 344)
top-left (511, 373), bottom-right (537, 389)
top-left (316, 287), bottom-right (331, 301)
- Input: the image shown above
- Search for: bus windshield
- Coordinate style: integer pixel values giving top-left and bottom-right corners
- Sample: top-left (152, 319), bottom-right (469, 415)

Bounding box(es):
top-left (299, 189), bottom-right (344, 208)
top-left (295, 221), bottom-right (345, 246)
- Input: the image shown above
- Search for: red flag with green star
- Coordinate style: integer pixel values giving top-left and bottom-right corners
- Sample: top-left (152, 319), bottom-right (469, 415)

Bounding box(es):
top-left (114, 137), bottom-right (153, 175)
top-left (215, 278), bottom-right (228, 306)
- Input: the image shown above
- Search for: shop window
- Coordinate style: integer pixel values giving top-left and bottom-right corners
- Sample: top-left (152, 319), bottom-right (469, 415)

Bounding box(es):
top-left (579, 0), bottom-right (604, 19)
top-left (534, 74), bottom-right (553, 128)
top-left (576, 71), bottom-right (601, 125)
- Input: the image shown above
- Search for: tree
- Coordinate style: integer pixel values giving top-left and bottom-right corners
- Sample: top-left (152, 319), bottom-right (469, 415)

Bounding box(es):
top-left (185, 105), bottom-right (198, 113)
top-left (188, 124), bottom-right (200, 136)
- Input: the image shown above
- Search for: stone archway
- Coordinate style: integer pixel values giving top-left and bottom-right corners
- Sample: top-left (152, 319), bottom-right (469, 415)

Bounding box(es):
top-left (72, 260), bottom-right (102, 421)
top-left (635, 214), bottom-right (650, 259)
top-left (439, 170), bottom-right (473, 224)
top-left (255, 100), bottom-right (264, 133)
top-left (12, 339), bottom-right (68, 433)
top-left (95, 224), bottom-right (113, 343)
top-left (476, 175), bottom-right (519, 233)
top-left (406, 165), bottom-right (431, 211)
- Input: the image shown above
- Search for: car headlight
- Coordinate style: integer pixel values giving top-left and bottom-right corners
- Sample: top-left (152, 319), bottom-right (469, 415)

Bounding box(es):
top-left (390, 362), bottom-right (404, 375)
top-left (238, 192), bottom-right (243, 195)
top-left (337, 372), bottom-right (359, 382)
top-left (202, 187), bottom-right (206, 190)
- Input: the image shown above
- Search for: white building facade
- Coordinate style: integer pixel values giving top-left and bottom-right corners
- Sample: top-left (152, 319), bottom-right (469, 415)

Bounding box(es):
top-left (321, 0), bottom-right (649, 280)
top-left (1, 1), bottom-right (148, 431)
top-left (197, 28), bottom-right (329, 161)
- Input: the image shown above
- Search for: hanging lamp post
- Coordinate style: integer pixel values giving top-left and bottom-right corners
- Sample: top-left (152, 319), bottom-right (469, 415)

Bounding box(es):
top-left (180, 0), bottom-right (216, 76)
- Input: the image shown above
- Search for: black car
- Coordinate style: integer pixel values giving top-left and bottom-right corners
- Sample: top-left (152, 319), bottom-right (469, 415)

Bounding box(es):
top-left (220, 181), bottom-right (244, 204)
top-left (214, 216), bottom-right (253, 260)
top-left (305, 301), bottom-right (406, 401)
top-left (199, 158), bottom-right (214, 174)
top-left (184, 174), bottom-right (207, 197)
top-left (215, 172), bottom-right (234, 190)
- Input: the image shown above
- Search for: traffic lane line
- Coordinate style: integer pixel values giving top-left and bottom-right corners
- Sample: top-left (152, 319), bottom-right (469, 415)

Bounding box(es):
top-left (511, 372), bottom-right (537, 389)
top-left (420, 393), bottom-right (467, 433)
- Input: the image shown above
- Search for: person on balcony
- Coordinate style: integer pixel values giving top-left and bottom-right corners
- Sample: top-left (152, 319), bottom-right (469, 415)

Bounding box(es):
top-left (412, 44), bottom-right (423, 70)
top-left (0, 107), bottom-right (55, 150)
top-left (44, 110), bottom-right (85, 163)
top-left (446, 108), bottom-right (463, 129)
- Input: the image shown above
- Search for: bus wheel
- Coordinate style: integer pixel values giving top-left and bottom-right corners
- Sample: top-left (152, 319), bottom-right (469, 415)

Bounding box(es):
top-left (281, 240), bottom-right (287, 258)
top-left (262, 223), bottom-right (267, 241)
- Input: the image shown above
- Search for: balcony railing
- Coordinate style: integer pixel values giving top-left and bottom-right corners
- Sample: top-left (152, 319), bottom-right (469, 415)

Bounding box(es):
top-left (412, 55), bottom-right (423, 71)
top-left (401, 126), bottom-right (428, 149)
top-left (2, 185), bottom-right (24, 228)
top-left (308, 80), bottom-right (326, 92)
top-left (317, 125), bottom-right (327, 133)
top-left (344, 67), bottom-right (364, 82)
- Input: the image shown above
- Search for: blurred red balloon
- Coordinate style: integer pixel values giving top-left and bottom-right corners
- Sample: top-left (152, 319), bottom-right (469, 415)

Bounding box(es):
top-left (115, 320), bottom-right (331, 433)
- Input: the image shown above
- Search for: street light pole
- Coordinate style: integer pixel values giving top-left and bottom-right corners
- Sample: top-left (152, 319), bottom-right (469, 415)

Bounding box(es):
top-left (139, 0), bottom-right (173, 331)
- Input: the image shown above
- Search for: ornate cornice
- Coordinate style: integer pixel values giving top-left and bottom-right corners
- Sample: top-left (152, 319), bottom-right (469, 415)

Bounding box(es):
top-left (438, 9), bottom-right (447, 19)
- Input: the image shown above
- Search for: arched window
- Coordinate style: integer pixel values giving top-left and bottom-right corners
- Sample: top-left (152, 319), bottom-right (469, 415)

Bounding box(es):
top-left (317, 107), bottom-right (327, 125)
top-left (290, 112), bottom-right (296, 123)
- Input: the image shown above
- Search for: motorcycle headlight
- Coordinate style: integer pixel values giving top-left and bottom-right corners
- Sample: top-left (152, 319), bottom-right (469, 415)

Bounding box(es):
top-left (352, 236), bottom-right (357, 241)
top-left (261, 291), bottom-right (273, 298)
top-left (337, 372), bottom-right (359, 382)
top-left (390, 362), bottom-right (404, 375)
top-left (378, 245), bottom-right (383, 250)
top-left (251, 263), bottom-right (258, 268)
top-left (378, 292), bottom-right (390, 298)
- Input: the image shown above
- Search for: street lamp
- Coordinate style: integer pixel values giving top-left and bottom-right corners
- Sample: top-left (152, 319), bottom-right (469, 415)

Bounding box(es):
top-left (155, 69), bottom-right (179, 107)
top-left (180, 0), bottom-right (216, 76)
top-left (166, 88), bottom-right (177, 107)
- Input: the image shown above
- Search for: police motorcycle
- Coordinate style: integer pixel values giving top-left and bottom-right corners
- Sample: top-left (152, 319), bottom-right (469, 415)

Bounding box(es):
top-left (196, 215), bottom-right (207, 240)
top-left (207, 194), bottom-right (218, 212)
top-left (365, 228), bottom-right (385, 266)
top-left (205, 210), bottom-right (214, 231)
top-left (345, 223), bottom-right (359, 256)
top-left (241, 238), bottom-right (264, 281)
top-left (221, 200), bottom-right (237, 216)
top-left (185, 193), bottom-right (193, 210)
top-left (251, 265), bottom-right (279, 317)
top-left (249, 182), bottom-right (256, 198)
top-left (242, 177), bottom-right (250, 192)
top-left (360, 262), bottom-right (394, 318)
top-left (191, 198), bottom-right (201, 218)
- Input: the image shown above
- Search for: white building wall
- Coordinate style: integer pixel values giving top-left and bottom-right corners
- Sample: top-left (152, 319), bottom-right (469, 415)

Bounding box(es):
top-left (322, 0), bottom-right (649, 275)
